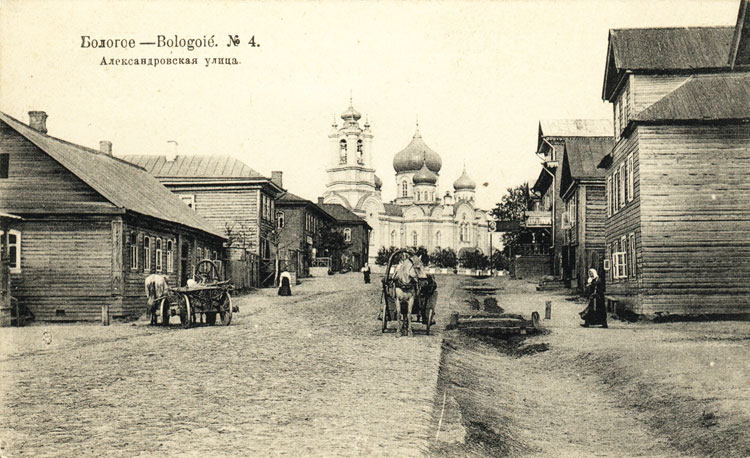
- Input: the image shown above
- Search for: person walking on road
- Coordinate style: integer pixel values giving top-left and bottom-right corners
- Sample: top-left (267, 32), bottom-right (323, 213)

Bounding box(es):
top-left (580, 268), bottom-right (607, 328)
top-left (361, 262), bottom-right (371, 284)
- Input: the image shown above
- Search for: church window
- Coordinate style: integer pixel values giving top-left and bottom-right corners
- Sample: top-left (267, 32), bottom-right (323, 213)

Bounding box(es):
top-left (411, 231), bottom-right (418, 247)
top-left (357, 140), bottom-right (363, 164)
top-left (436, 231), bottom-right (441, 247)
top-left (401, 181), bottom-right (408, 198)
top-left (339, 139), bottom-right (347, 164)
top-left (390, 230), bottom-right (397, 247)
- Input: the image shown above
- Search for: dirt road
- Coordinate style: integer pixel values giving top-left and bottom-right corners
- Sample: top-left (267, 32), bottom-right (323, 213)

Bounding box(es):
top-left (430, 276), bottom-right (750, 457)
top-left (0, 273), bottom-right (444, 457)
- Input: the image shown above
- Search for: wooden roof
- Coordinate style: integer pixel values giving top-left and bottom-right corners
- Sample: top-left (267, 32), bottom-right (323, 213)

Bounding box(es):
top-left (633, 73), bottom-right (750, 122)
top-left (730, 0), bottom-right (750, 69)
top-left (603, 26), bottom-right (734, 100)
top-left (537, 119), bottom-right (612, 152)
top-left (122, 154), bottom-right (263, 179)
top-left (0, 112), bottom-right (225, 239)
top-left (277, 192), bottom-right (335, 222)
top-left (560, 137), bottom-right (615, 197)
top-left (318, 203), bottom-right (370, 227)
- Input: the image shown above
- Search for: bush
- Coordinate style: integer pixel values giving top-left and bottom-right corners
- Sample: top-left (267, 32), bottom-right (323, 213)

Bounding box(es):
top-left (375, 246), bottom-right (399, 266)
top-left (459, 249), bottom-right (489, 269)
top-left (430, 248), bottom-right (458, 268)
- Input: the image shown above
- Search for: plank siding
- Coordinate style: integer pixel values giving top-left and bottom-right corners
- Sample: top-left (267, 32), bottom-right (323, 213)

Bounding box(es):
top-left (10, 217), bottom-right (114, 321)
top-left (165, 185), bottom-right (262, 254)
top-left (604, 131), bottom-right (642, 309)
top-left (0, 123), bottom-right (113, 214)
top-left (631, 75), bottom-right (690, 114)
top-left (637, 124), bottom-right (750, 315)
top-left (585, 184), bottom-right (606, 250)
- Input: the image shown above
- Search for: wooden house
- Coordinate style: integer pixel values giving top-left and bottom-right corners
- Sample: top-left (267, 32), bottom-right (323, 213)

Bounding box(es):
top-left (530, 119), bottom-right (613, 280)
top-left (123, 155), bottom-right (285, 287)
top-left (558, 137), bottom-right (614, 291)
top-left (318, 201), bottom-right (372, 271)
top-left (275, 192), bottom-right (336, 277)
top-left (0, 111), bottom-right (226, 321)
top-left (599, 13), bottom-right (750, 316)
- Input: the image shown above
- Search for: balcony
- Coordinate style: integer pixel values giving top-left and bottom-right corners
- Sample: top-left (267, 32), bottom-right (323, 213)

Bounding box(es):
top-left (516, 243), bottom-right (550, 256)
top-left (523, 210), bottom-right (552, 228)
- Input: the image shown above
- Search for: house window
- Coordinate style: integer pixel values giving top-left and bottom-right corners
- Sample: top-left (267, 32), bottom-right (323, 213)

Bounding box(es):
top-left (401, 181), bottom-right (408, 198)
top-left (613, 169), bottom-right (620, 212)
top-left (344, 228), bottom-right (352, 242)
top-left (277, 211), bottom-right (285, 229)
top-left (628, 233), bottom-right (636, 278)
top-left (617, 162), bottom-right (626, 208)
top-left (197, 246), bottom-right (202, 261)
top-left (627, 154), bottom-right (634, 202)
top-left (129, 233), bottom-right (138, 270)
top-left (166, 239), bottom-right (174, 273)
top-left (144, 236), bottom-right (152, 272)
top-left (606, 175), bottom-right (612, 217)
top-left (390, 230), bottom-right (397, 247)
top-left (180, 195), bottom-right (195, 211)
top-left (436, 231), bottom-right (441, 247)
top-left (1, 230), bottom-right (21, 272)
top-left (155, 238), bottom-right (163, 272)
top-left (0, 154), bottom-right (8, 179)
top-left (613, 98), bottom-right (621, 141)
top-left (412, 231), bottom-right (418, 247)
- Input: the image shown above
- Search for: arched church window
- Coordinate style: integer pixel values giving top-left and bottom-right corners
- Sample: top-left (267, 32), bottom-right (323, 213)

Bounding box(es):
top-left (390, 230), bottom-right (396, 247)
top-left (401, 181), bottom-right (408, 198)
top-left (357, 140), bottom-right (363, 164)
top-left (412, 231), bottom-right (418, 247)
top-left (436, 231), bottom-right (441, 247)
top-left (339, 139), bottom-right (347, 164)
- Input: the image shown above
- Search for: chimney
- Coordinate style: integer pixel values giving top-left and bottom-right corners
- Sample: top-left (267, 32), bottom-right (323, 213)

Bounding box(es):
top-left (165, 140), bottom-right (178, 162)
top-left (99, 141), bottom-right (112, 156)
top-left (28, 111), bottom-right (48, 133)
top-left (318, 197), bottom-right (325, 205)
top-left (271, 171), bottom-right (283, 189)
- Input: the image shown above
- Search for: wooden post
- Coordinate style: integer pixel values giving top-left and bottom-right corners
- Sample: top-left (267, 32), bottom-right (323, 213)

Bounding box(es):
top-left (101, 303), bottom-right (110, 326)
top-left (545, 300), bottom-right (552, 319)
top-left (448, 312), bottom-right (459, 330)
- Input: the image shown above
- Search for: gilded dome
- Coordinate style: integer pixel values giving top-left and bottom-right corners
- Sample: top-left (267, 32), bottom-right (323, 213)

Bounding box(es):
top-left (412, 161), bottom-right (438, 185)
top-left (453, 167), bottom-right (476, 191)
top-left (374, 174), bottom-right (383, 189)
top-left (393, 127), bottom-right (442, 173)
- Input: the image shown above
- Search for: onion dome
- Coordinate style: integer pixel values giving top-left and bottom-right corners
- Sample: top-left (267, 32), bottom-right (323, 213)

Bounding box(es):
top-left (393, 126), bottom-right (442, 173)
top-left (453, 167), bottom-right (476, 191)
top-left (341, 104), bottom-right (361, 123)
top-left (412, 161), bottom-right (438, 185)
top-left (374, 174), bottom-right (383, 190)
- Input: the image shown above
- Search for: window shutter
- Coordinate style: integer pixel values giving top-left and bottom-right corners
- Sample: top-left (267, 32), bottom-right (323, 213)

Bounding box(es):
top-left (627, 154), bottom-right (634, 202)
top-left (606, 175), bottom-right (612, 217)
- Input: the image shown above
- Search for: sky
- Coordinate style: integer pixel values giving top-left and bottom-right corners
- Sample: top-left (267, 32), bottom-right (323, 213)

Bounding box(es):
top-left (0, 0), bottom-right (741, 210)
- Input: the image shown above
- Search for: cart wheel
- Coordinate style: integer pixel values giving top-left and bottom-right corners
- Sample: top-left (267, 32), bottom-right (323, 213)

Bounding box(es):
top-left (160, 298), bottom-right (170, 326)
top-left (205, 312), bottom-right (217, 325)
top-left (426, 309), bottom-right (434, 336)
top-left (219, 292), bottom-right (232, 326)
top-left (179, 294), bottom-right (192, 329)
top-left (381, 299), bottom-right (389, 333)
top-left (195, 260), bottom-right (221, 285)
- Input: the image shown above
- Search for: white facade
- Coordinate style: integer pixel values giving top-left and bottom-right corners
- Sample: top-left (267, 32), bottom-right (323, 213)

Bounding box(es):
top-left (322, 102), bottom-right (490, 264)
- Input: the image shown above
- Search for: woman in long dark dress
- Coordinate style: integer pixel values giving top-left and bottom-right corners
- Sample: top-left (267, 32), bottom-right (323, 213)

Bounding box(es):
top-left (361, 263), bottom-right (371, 284)
top-left (580, 268), bottom-right (607, 328)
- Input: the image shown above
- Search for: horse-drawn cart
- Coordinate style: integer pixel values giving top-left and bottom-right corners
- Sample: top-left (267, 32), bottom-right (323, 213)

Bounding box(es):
top-left (380, 249), bottom-right (437, 335)
top-left (157, 260), bottom-right (234, 328)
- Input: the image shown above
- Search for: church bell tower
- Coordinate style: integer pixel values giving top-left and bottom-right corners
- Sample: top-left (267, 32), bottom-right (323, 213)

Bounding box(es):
top-left (322, 98), bottom-right (376, 210)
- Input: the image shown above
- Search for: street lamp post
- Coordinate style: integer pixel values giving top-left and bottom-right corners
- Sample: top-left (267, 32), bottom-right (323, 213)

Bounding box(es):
top-left (487, 216), bottom-right (496, 277)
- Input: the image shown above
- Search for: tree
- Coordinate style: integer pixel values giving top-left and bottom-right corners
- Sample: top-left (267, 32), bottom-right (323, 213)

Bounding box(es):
top-left (375, 246), bottom-right (399, 266)
top-left (459, 249), bottom-right (489, 269)
top-left (414, 246), bottom-right (430, 266)
top-left (430, 248), bottom-right (458, 268)
top-left (492, 182), bottom-right (533, 255)
top-left (316, 224), bottom-right (347, 258)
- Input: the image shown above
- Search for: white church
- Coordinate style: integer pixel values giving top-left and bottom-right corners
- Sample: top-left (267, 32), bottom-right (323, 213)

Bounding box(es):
top-left (321, 101), bottom-right (490, 265)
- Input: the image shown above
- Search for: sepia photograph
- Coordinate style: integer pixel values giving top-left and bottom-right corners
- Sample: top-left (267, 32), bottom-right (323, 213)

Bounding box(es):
top-left (0, 0), bottom-right (749, 456)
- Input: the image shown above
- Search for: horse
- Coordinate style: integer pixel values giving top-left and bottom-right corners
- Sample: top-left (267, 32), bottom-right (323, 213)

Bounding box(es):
top-left (144, 274), bottom-right (168, 325)
top-left (391, 254), bottom-right (424, 337)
